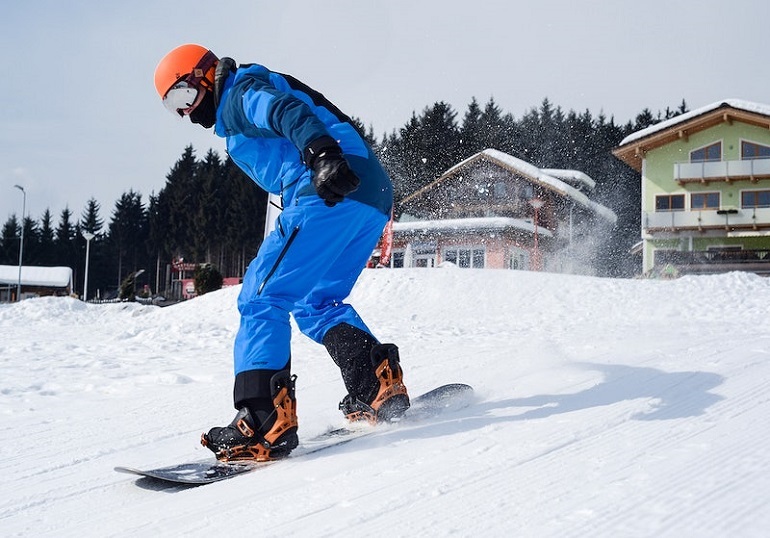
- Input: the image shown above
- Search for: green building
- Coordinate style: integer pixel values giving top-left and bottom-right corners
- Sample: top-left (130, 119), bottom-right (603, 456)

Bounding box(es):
top-left (613, 99), bottom-right (770, 276)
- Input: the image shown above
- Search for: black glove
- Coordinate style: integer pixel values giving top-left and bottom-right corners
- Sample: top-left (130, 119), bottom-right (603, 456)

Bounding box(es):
top-left (304, 136), bottom-right (360, 207)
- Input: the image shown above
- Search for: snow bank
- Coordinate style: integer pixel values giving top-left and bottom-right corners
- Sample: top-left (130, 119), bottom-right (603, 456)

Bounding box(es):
top-left (1, 269), bottom-right (770, 537)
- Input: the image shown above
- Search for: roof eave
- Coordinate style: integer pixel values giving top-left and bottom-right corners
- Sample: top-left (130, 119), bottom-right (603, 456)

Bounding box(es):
top-left (613, 103), bottom-right (770, 172)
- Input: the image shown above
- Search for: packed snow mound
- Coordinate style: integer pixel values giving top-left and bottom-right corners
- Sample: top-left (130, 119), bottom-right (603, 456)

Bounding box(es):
top-left (1, 269), bottom-right (770, 537)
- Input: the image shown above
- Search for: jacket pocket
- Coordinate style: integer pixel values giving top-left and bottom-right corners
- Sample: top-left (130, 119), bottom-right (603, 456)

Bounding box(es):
top-left (257, 225), bottom-right (300, 296)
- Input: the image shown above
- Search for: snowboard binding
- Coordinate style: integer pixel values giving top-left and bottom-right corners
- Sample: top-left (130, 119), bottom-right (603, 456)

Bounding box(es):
top-left (201, 372), bottom-right (299, 462)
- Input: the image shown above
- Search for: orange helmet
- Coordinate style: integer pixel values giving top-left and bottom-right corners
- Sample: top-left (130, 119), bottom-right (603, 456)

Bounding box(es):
top-left (154, 44), bottom-right (218, 98)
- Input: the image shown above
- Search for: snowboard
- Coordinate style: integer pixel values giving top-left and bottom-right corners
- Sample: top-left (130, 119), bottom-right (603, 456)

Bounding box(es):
top-left (115, 383), bottom-right (473, 486)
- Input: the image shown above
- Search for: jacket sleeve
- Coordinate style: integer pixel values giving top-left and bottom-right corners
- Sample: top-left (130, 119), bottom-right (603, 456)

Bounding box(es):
top-left (239, 70), bottom-right (330, 157)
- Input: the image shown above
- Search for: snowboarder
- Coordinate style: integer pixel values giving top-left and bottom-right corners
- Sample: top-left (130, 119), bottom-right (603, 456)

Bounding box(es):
top-left (153, 44), bottom-right (410, 461)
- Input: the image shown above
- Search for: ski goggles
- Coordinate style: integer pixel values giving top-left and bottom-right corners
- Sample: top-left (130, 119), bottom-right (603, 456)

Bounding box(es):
top-left (163, 81), bottom-right (199, 117)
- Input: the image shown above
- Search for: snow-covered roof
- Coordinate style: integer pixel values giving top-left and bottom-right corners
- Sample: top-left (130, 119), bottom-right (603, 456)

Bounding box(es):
top-left (0, 265), bottom-right (73, 288)
top-left (393, 217), bottom-right (554, 238)
top-left (619, 99), bottom-right (770, 146)
top-left (540, 168), bottom-right (596, 191)
top-left (437, 149), bottom-right (616, 224)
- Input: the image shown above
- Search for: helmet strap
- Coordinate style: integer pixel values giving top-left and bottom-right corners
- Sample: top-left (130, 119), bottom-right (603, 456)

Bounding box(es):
top-left (186, 50), bottom-right (218, 90)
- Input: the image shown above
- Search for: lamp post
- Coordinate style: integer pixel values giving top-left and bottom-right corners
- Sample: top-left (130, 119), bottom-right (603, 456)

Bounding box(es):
top-left (529, 198), bottom-right (544, 272)
top-left (13, 185), bottom-right (26, 301)
top-left (82, 231), bottom-right (95, 301)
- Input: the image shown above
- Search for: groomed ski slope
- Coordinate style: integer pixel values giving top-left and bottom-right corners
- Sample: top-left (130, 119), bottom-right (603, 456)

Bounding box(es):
top-left (1, 268), bottom-right (769, 537)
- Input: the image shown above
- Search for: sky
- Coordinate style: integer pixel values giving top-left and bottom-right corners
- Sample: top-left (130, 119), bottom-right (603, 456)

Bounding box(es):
top-left (2, 0), bottom-right (769, 227)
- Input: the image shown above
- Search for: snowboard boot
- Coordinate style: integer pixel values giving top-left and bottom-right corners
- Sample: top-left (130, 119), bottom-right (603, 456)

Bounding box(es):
top-left (323, 323), bottom-right (409, 425)
top-left (201, 370), bottom-right (298, 462)
top-left (339, 343), bottom-right (410, 424)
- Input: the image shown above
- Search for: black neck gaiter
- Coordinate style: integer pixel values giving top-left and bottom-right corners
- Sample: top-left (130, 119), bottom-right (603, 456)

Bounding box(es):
top-left (190, 90), bottom-right (217, 129)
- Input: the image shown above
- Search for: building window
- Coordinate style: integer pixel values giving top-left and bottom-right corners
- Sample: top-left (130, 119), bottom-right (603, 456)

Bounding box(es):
top-left (691, 192), bottom-right (720, 210)
top-left (444, 247), bottom-right (485, 268)
top-left (508, 248), bottom-right (529, 270)
top-left (408, 242), bottom-right (437, 268)
top-left (473, 248), bottom-right (485, 268)
top-left (741, 141), bottom-right (770, 160)
top-left (475, 183), bottom-right (491, 197)
top-left (690, 141), bottom-right (722, 162)
top-left (655, 194), bottom-right (685, 211)
top-left (741, 190), bottom-right (770, 208)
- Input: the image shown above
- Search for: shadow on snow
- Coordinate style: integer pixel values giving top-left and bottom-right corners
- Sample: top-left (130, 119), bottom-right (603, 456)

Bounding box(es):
top-left (485, 362), bottom-right (725, 422)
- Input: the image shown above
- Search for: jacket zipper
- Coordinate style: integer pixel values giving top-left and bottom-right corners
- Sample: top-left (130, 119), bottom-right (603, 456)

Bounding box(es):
top-left (257, 225), bottom-right (300, 296)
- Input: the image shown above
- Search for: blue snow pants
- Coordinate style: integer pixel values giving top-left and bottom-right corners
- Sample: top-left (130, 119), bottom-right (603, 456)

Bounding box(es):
top-left (233, 195), bottom-right (388, 380)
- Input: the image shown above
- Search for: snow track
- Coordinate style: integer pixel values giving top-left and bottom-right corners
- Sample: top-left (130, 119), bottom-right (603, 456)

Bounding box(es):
top-left (2, 269), bottom-right (770, 536)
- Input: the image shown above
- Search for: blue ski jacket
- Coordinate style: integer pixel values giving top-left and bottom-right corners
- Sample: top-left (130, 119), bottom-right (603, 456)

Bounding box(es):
top-left (211, 63), bottom-right (392, 381)
top-left (214, 64), bottom-right (392, 215)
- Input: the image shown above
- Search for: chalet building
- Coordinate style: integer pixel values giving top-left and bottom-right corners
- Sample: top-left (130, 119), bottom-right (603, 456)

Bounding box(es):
top-left (379, 149), bottom-right (617, 274)
top-left (0, 265), bottom-right (73, 302)
top-left (613, 99), bottom-right (770, 276)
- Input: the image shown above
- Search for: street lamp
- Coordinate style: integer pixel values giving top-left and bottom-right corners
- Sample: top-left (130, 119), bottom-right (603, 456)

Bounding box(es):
top-left (13, 185), bottom-right (26, 302)
top-left (529, 198), bottom-right (545, 272)
top-left (82, 231), bottom-right (95, 301)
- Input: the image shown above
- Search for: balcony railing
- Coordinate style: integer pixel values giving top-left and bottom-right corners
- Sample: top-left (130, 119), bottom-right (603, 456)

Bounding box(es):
top-left (674, 158), bottom-right (770, 184)
top-left (654, 249), bottom-right (770, 275)
top-left (644, 206), bottom-right (770, 232)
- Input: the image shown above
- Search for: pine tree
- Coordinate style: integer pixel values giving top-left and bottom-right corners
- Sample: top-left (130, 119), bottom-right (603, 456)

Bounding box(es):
top-left (460, 97), bottom-right (483, 157)
top-left (1, 215), bottom-right (20, 265)
top-left (517, 98), bottom-right (564, 168)
top-left (80, 198), bottom-right (104, 235)
top-left (108, 191), bottom-right (147, 287)
top-left (141, 145), bottom-right (268, 294)
top-left (55, 207), bottom-right (79, 277)
top-left (419, 101), bottom-right (461, 182)
top-left (478, 97), bottom-right (509, 153)
top-left (350, 116), bottom-right (377, 146)
top-left (38, 209), bottom-right (57, 266)
top-left (634, 108), bottom-right (656, 130)
top-left (388, 102), bottom-right (462, 215)
top-left (19, 216), bottom-right (40, 266)
top-left (164, 145), bottom-right (199, 261)
top-left (222, 156), bottom-right (267, 277)
top-left (389, 113), bottom-right (423, 209)
top-left (147, 191), bottom-right (169, 294)
top-left (195, 149), bottom-right (223, 264)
